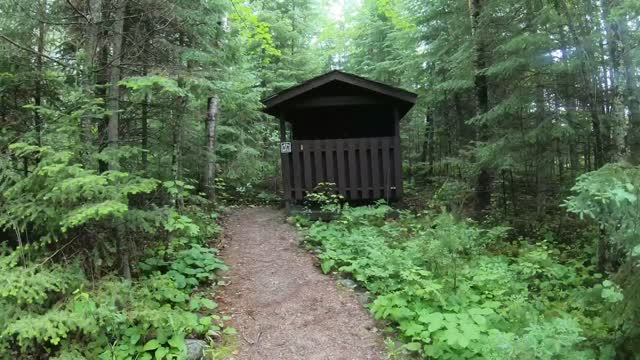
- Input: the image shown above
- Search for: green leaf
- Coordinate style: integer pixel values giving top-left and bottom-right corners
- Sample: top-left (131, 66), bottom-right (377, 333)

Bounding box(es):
top-left (418, 312), bottom-right (445, 332)
top-left (459, 321), bottom-right (481, 340)
top-left (200, 298), bottom-right (218, 310)
top-left (321, 259), bottom-right (335, 273)
top-left (400, 321), bottom-right (425, 337)
top-left (443, 327), bottom-right (463, 347)
top-left (130, 332), bottom-right (141, 345)
top-left (223, 327), bottom-right (237, 335)
top-left (404, 342), bottom-right (422, 352)
top-left (155, 346), bottom-right (169, 359)
top-left (143, 339), bottom-right (162, 351)
top-left (168, 334), bottom-right (185, 349)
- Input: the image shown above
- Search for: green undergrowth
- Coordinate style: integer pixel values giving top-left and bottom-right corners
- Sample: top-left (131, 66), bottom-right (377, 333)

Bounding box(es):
top-left (300, 203), bottom-right (625, 359)
top-left (0, 210), bottom-right (233, 360)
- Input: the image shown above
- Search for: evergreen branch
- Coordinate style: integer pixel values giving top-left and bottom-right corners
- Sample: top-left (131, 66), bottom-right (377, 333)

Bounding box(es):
top-left (0, 34), bottom-right (68, 67)
top-left (64, 0), bottom-right (90, 22)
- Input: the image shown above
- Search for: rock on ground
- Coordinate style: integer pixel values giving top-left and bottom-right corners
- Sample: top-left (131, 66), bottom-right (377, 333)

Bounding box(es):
top-left (217, 207), bottom-right (384, 360)
top-left (185, 339), bottom-right (208, 360)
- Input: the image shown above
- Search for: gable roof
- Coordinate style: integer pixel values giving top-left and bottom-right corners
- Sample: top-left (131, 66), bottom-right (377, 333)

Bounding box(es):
top-left (262, 70), bottom-right (418, 114)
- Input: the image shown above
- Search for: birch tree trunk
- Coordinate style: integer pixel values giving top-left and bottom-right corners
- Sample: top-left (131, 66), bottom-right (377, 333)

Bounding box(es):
top-left (204, 96), bottom-right (219, 202)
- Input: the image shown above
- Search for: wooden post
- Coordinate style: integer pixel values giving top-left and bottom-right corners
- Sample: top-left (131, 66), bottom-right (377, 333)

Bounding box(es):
top-left (279, 115), bottom-right (291, 210)
top-left (393, 107), bottom-right (403, 201)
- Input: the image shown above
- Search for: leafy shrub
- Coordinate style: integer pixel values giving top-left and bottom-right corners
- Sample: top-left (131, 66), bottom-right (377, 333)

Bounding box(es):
top-left (429, 179), bottom-right (473, 214)
top-left (0, 143), bottom-right (159, 245)
top-left (0, 206), bottom-right (231, 359)
top-left (303, 203), bottom-right (620, 358)
top-left (140, 244), bottom-right (228, 291)
top-left (0, 256), bottom-right (230, 359)
top-left (564, 163), bottom-right (639, 255)
top-left (304, 182), bottom-right (344, 211)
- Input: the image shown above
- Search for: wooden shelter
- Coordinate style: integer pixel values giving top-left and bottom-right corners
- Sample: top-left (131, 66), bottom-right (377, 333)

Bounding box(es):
top-left (262, 70), bottom-right (417, 205)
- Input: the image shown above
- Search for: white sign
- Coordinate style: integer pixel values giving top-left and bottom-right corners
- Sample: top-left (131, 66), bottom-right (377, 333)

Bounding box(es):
top-left (280, 142), bottom-right (292, 153)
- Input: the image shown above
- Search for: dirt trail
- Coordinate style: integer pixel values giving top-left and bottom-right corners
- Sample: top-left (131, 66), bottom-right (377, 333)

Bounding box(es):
top-left (217, 207), bottom-right (384, 360)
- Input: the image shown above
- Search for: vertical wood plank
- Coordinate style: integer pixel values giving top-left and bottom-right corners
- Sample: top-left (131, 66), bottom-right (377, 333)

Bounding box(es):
top-left (371, 137), bottom-right (380, 198)
top-left (303, 141), bottom-right (313, 195)
top-left (348, 139), bottom-right (359, 200)
top-left (381, 137), bottom-right (391, 200)
top-left (393, 135), bottom-right (403, 200)
top-left (336, 140), bottom-right (346, 199)
top-left (314, 140), bottom-right (324, 185)
top-left (393, 107), bottom-right (403, 201)
top-left (288, 153), bottom-right (294, 200)
top-left (326, 140), bottom-right (335, 184)
top-left (292, 141), bottom-right (303, 201)
top-left (359, 137), bottom-right (369, 199)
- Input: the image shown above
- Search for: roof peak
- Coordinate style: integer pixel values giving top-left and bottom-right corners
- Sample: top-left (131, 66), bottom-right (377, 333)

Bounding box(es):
top-left (262, 70), bottom-right (417, 112)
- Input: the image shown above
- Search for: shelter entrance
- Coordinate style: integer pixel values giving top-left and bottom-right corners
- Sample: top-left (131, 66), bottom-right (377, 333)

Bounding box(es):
top-left (262, 70), bottom-right (417, 204)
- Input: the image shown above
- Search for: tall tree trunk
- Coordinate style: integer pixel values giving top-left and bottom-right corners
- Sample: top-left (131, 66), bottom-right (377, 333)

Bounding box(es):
top-left (33, 0), bottom-right (47, 147)
top-left (469, 0), bottom-right (489, 123)
top-left (107, 0), bottom-right (129, 280)
top-left (555, 0), bottom-right (605, 169)
top-left (172, 94), bottom-right (185, 210)
top-left (141, 68), bottom-right (149, 173)
top-left (601, 0), bottom-right (626, 161)
top-left (535, 83), bottom-right (548, 216)
top-left (421, 111), bottom-right (435, 174)
top-left (107, 0), bottom-right (125, 167)
top-left (616, 17), bottom-right (640, 164)
top-left (82, 0), bottom-right (102, 166)
top-left (558, 28), bottom-right (580, 175)
top-left (96, 17), bottom-right (110, 173)
top-left (204, 96), bottom-right (219, 202)
top-left (469, 0), bottom-right (492, 213)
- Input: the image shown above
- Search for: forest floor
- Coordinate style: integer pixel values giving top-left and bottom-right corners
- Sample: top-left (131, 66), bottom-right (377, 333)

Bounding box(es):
top-left (216, 207), bottom-right (385, 360)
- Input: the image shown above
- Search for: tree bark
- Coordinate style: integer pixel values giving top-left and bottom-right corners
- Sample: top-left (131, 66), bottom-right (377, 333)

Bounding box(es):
top-left (421, 112), bottom-right (435, 175)
top-left (535, 82), bottom-right (548, 216)
top-left (616, 16), bottom-right (640, 164)
top-left (172, 94), bottom-right (186, 210)
top-left (555, 0), bottom-right (605, 169)
top-left (469, 0), bottom-right (492, 213)
top-left (82, 0), bottom-right (102, 167)
top-left (601, 0), bottom-right (626, 161)
top-left (141, 91), bottom-right (149, 173)
top-left (107, 0), bottom-right (129, 279)
top-left (141, 67), bottom-right (149, 173)
top-left (204, 96), bottom-right (219, 202)
top-left (469, 0), bottom-right (489, 124)
top-left (33, 0), bottom-right (47, 147)
top-left (107, 0), bottom-right (125, 168)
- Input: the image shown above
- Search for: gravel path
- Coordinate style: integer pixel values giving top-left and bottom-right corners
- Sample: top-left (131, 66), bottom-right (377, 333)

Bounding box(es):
top-left (217, 207), bottom-right (385, 360)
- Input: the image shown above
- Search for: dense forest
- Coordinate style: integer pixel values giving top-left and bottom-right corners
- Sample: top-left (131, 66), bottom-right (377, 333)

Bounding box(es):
top-left (0, 0), bottom-right (639, 359)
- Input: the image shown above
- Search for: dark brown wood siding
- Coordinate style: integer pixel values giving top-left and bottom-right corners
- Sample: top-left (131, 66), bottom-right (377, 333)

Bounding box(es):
top-left (282, 136), bottom-right (401, 202)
